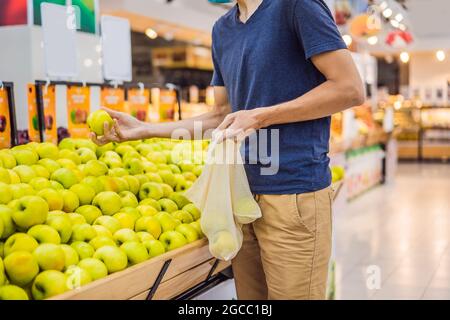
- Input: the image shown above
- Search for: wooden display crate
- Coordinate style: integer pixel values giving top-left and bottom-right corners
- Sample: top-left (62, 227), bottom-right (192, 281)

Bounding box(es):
top-left (51, 239), bottom-right (231, 300)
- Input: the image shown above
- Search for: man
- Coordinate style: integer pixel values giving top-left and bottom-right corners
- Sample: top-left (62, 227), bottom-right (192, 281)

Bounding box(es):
top-left (92, 0), bottom-right (364, 300)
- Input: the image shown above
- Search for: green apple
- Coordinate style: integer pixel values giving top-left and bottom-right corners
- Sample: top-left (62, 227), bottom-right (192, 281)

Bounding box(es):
top-left (159, 231), bottom-right (187, 251)
top-left (145, 172), bottom-right (163, 183)
top-left (0, 168), bottom-right (11, 184)
top-left (9, 195), bottom-right (48, 229)
top-left (33, 243), bottom-right (65, 271)
top-left (3, 233), bottom-right (39, 256)
top-left (7, 170), bottom-right (21, 184)
top-left (58, 149), bottom-right (81, 165)
top-left (74, 139), bottom-right (97, 152)
top-left (119, 191), bottom-right (138, 208)
top-left (93, 216), bottom-right (121, 234)
top-left (122, 150), bottom-right (141, 162)
top-left (0, 285), bottom-right (29, 300)
top-left (155, 212), bottom-right (180, 233)
top-left (95, 143), bottom-right (115, 158)
top-left (115, 145), bottom-right (135, 157)
top-left (182, 172), bottom-right (197, 182)
top-left (35, 142), bottom-right (59, 160)
top-left (123, 158), bottom-right (144, 175)
top-left (56, 158), bottom-right (77, 170)
top-left (190, 221), bottom-right (204, 238)
top-left (70, 241), bottom-right (94, 260)
top-left (168, 164), bottom-right (181, 174)
top-left (29, 177), bottom-right (51, 191)
top-left (139, 182), bottom-right (163, 201)
top-left (169, 193), bottom-right (191, 210)
top-left (147, 152), bottom-right (167, 164)
top-left (158, 198), bottom-right (178, 213)
top-left (58, 138), bottom-right (77, 151)
top-left (136, 232), bottom-right (154, 243)
top-left (172, 210), bottom-right (194, 224)
top-left (0, 150), bottom-right (17, 169)
top-left (37, 188), bottom-right (64, 211)
top-left (139, 198), bottom-right (162, 211)
top-left (160, 184), bottom-right (173, 198)
top-left (136, 205), bottom-right (158, 217)
top-left (4, 251), bottom-right (39, 286)
top-left (59, 190), bottom-right (80, 213)
top-left (31, 164), bottom-right (50, 179)
top-left (27, 224), bottom-right (61, 244)
top-left (120, 241), bottom-right (148, 265)
top-left (0, 205), bottom-right (15, 239)
top-left (142, 161), bottom-right (158, 174)
top-left (93, 245), bottom-right (127, 273)
top-left (123, 175), bottom-right (140, 195)
top-left (51, 168), bottom-right (79, 189)
top-left (100, 154), bottom-right (122, 169)
top-left (65, 265), bottom-right (92, 289)
top-left (76, 147), bottom-right (97, 164)
top-left (81, 176), bottom-right (104, 194)
top-left (67, 213), bottom-right (87, 225)
top-left (60, 244), bottom-right (79, 270)
top-left (87, 110), bottom-right (114, 136)
top-left (83, 160), bottom-right (108, 177)
top-left (158, 170), bottom-right (176, 188)
top-left (70, 184), bottom-right (95, 206)
top-left (183, 204), bottom-right (201, 220)
top-left (89, 236), bottom-right (116, 250)
top-left (12, 165), bottom-right (36, 183)
top-left (111, 177), bottom-right (129, 193)
top-left (9, 183), bottom-right (36, 199)
top-left (78, 258), bottom-right (108, 281)
top-left (209, 230), bottom-right (237, 259)
top-left (136, 144), bottom-right (154, 156)
top-left (134, 216), bottom-right (161, 239)
top-left (49, 181), bottom-right (64, 190)
top-left (75, 205), bottom-right (102, 225)
top-left (113, 212), bottom-right (137, 230)
top-left (134, 174), bottom-right (149, 186)
top-left (107, 168), bottom-right (128, 178)
top-left (113, 229), bottom-right (139, 246)
top-left (91, 226), bottom-right (112, 241)
top-left (142, 239), bottom-right (166, 258)
top-left (176, 224), bottom-right (199, 243)
top-left (38, 158), bottom-right (61, 174)
top-left (92, 191), bottom-right (122, 215)
top-left (11, 147), bottom-right (39, 166)
top-left (0, 183), bottom-right (13, 205)
top-left (71, 223), bottom-right (97, 242)
top-left (31, 270), bottom-right (68, 300)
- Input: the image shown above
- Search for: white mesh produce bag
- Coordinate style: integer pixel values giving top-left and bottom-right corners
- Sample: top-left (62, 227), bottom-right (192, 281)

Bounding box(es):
top-left (185, 137), bottom-right (261, 261)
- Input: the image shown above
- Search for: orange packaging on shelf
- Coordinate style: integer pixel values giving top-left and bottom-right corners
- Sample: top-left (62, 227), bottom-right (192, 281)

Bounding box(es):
top-left (159, 89), bottom-right (176, 122)
top-left (0, 88), bottom-right (12, 148)
top-left (101, 87), bottom-right (125, 112)
top-left (42, 85), bottom-right (57, 144)
top-left (67, 86), bottom-right (90, 139)
top-left (27, 84), bottom-right (41, 142)
top-left (127, 88), bottom-right (150, 122)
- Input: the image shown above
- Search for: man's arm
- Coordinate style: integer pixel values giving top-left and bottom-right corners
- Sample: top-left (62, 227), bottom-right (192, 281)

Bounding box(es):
top-left (217, 49), bottom-right (365, 137)
top-left (91, 87), bottom-right (231, 145)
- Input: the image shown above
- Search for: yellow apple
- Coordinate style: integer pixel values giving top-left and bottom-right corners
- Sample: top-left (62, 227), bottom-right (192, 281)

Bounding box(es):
top-left (35, 142), bottom-right (59, 160)
top-left (93, 245), bottom-right (127, 273)
top-left (27, 224), bottom-right (61, 244)
top-left (4, 251), bottom-right (39, 286)
top-left (70, 241), bottom-right (94, 260)
top-left (0, 183), bottom-right (13, 206)
top-left (71, 223), bottom-right (97, 242)
top-left (12, 165), bottom-right (36, 183)
top-left (37, 188), bottom-right (64, 211)
top-left (60, 244), bottom-right (79, 270)
top-left (30, 164), bottom-right (50, 179)
top-left (75, 205), bottom-right (102, 225)
top-left (33, 243), bottom-right (65, 271)
top-left (93, 216), bottom-right (121, 234)
top-left (37, 158), bottom-right (61, 174)
top-left (70, 184), bottom-right (96, 206)
top-left (92, 225), bottom-right (113, 239)
top-left (134, 216), bottom-right (162, 239)
top-left (65, 265), bottom-right (92, 289)
top-left (142, 239), bottom-right (166, 258)
top-left (120, 241), bottom-right (148, 265)
top-left (51, 168), bottom-right (79, 189)
top-left (59, 190), bottom-right (80, 213)
top-left (89, 236), bottom-right (117, 250)
top-left (92, 191), bottom-right (122, 215)
top-left (113, 229), bottom-right (139, 246)
top-left (31, 270), bottom-right (68, 300)
top-left (67, 213), bottom-right (87, 226)
top-left (0, 285), bottom-right (29, 300)
top-left (9, 195), bottom-right (48, 229)
top-left (159, 231), bottom-right (187, 251)
top-left (3, 233), bottom-right (39, 256)
top-left (87, 110), bottom-right (114, 136)
top-left (78, 258), bottom-right (108, 281)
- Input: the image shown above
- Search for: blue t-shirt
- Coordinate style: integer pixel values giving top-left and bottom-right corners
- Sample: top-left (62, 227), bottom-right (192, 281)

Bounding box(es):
top-left (211, 0), bottom-right (347, 194)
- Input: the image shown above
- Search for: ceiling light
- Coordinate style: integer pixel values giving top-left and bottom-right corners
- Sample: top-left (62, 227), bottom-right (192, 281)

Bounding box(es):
top-left (400, 52), bottom-right (410, 63)
top-left (390, 19), bottom-right (400, 28)
top-left (395, 13), bottom-right (404, 22)
top-left (145, 28), bottom-right (158, 40)
top-left (436, 50), bottom-right (446, 62)
top-left (367, 36), bottom-right (378, 45)
top-left (342, 34), bottom-right (352, 46)
top-left (398, 23), bottom-right (406, 31)
top-left (379, 1), bottom-right (388, 10)
top-left (383, 8), bottom-right (393, 18)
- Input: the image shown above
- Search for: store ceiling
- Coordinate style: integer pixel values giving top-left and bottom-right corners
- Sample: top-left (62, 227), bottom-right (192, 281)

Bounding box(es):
top-left (407, 0), bottom-right (450, 39)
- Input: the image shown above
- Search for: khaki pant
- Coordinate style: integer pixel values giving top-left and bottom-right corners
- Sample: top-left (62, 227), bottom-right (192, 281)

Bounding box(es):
top-left (232, 187), bottom-right (333, 300)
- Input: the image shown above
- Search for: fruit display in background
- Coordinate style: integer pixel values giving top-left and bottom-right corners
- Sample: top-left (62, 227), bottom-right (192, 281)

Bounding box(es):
top-left (0, 137), bottom-right (206, 299)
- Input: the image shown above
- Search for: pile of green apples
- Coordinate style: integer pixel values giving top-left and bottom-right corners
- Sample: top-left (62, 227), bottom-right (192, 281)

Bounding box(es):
top-left (0, 135), bottom-right (206, 300)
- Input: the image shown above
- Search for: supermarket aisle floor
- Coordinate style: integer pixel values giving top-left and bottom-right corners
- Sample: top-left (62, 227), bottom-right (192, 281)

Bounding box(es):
top-left (334, 163), bottom-right (450, 300)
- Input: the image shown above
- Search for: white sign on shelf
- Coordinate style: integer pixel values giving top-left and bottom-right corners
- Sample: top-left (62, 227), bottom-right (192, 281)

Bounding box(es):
top-left (101, 16), bottom-right (132, 82)
top-left (41, 3), bottom-right (78, 79)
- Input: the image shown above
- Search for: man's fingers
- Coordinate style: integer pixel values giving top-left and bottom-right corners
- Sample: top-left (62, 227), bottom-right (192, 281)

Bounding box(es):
top-left (113, 119), bottom-right (124, 140)
top-left (90, 132), bottom-right (108, 146)
top-left (216, 115), bottom-right (235, 131)
top-left (101, 106), bottom-right (123, 119)
top-left (103, 121), bottom-right (119, 143)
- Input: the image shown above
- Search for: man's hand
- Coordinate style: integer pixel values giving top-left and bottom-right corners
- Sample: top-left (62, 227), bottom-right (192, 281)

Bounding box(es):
top-left (90, 107), bottom-right (147, 145)
top-left (215, 108), bottom-right (266, 141)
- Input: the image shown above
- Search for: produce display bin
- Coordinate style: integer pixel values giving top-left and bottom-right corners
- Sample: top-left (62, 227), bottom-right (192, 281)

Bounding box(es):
top-left (51, 239), bottom-right (230, 300)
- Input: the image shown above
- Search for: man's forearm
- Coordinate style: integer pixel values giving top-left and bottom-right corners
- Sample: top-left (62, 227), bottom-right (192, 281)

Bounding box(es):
top-left (255, 79), bottom-right (365, 128)
top-left (135, 107), bottom-right (228, 140)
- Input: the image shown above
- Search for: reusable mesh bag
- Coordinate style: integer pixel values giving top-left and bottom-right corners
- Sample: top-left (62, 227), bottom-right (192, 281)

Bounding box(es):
top-left (185, 138), bottom-right (261, 261)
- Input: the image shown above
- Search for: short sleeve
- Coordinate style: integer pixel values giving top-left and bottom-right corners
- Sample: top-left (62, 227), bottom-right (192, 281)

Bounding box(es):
top-left (293, 0), bottom-right (347, 60)
top-left (210, 27), bottom-right (225, 87)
